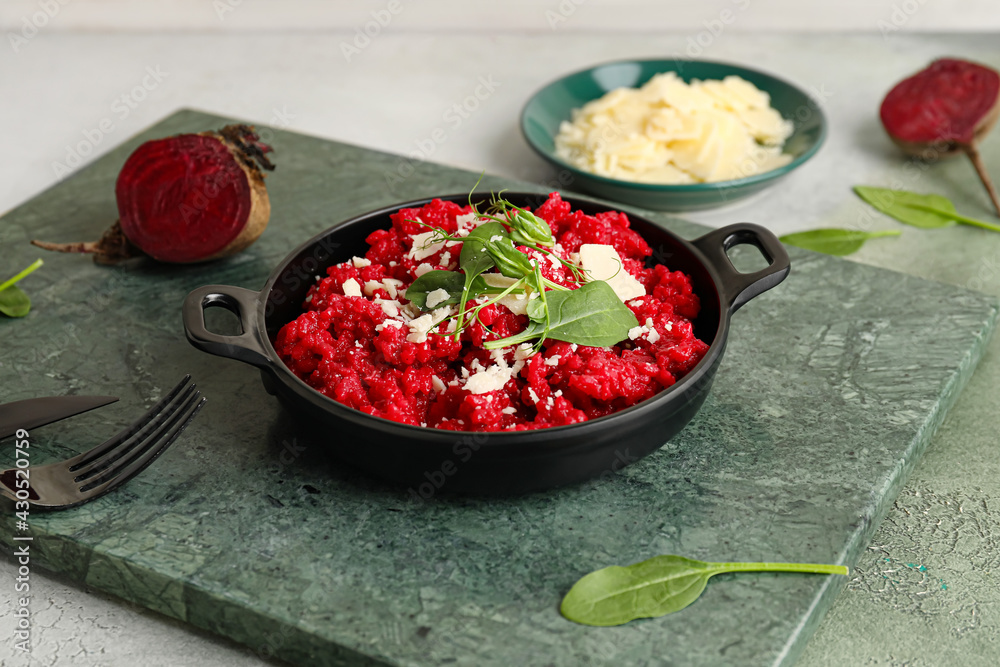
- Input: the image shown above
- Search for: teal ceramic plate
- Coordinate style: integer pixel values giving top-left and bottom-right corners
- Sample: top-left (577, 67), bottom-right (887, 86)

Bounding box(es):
top-left (521, 59), bottom-right (827, 211)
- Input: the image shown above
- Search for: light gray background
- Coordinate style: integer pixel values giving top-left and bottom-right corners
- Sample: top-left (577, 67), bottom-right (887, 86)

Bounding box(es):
top-left (2, 2), bottom-right (999, 665)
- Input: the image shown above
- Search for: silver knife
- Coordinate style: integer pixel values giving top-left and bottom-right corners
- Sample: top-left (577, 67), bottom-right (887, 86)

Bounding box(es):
top-left (0, 395), bottom-right (119, 440)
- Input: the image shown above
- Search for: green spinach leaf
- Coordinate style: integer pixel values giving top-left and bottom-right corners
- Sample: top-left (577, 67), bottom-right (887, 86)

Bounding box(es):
top-left (459, 222), bottom-right (505, 277)
top-left (0, 285), bottom-right (31, 318)
top-left (854, 186), bottom-right (1000, 232)
top-left (407, 270), bottom-right (492, 311)
top-left (484, 280), bottom-right (638, 349)
top-left (779, 228), bottom-right (900, 256)
top-left (854, 186), bottom-right (958, 228)
top-left (453, 222), bottom-right (506, 336)
top-left (0, 258), bottom-right (43, 318)
top-left (561, 554), bottom-right (848, 626)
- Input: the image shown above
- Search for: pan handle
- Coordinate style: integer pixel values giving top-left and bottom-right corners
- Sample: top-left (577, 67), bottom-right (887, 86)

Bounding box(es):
top-left (692, 223), bottom-right (790, 314)
top-left (182, 285), bottom-right (272, 368)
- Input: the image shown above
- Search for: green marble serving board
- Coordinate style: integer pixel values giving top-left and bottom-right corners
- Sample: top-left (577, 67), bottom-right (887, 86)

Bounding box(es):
top-left (1, 109), bottom-right (997, 667)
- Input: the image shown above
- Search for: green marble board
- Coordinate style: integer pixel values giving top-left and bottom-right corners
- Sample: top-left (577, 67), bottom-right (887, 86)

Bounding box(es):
top-left (1, 110), bottom-right (997, 667)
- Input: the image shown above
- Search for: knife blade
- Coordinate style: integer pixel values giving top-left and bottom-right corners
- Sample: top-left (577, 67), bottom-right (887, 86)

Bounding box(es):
top-left (0, 395), bottom-right (119, 440)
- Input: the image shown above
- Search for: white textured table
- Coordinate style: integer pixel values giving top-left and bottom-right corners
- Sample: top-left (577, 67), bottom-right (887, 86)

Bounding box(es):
top-left (2, 27), bottom-right (999, 667)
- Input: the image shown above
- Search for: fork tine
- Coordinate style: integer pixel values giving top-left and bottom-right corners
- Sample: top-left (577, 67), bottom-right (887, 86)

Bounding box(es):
top-left (70, 381), bottom-right (197, 480)
top-left (76, 393), bottom-right (206, 498)
top-left (67, 375), bottom-right (192, 471)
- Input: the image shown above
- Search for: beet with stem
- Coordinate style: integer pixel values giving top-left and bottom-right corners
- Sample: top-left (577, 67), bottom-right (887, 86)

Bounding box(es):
top-left (880, 58), bottom-right (1000, 216)
top-left (33, 124), bottom-right (275, 264)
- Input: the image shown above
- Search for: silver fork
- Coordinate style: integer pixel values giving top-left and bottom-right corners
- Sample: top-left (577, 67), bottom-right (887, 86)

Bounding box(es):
top-left (0, 376), bottom-right (206, 509)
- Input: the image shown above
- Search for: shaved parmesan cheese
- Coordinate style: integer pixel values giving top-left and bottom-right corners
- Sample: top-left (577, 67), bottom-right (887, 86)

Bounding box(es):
top-left (465, 363), bottom-right (514, 394)
top-left (406, 314), bottom-right (435, 343)
top-left (382, 278), bottom-right (403, 300)
top-left (414, 262), bottom-right (435, 278)
top-left (378, 300), bottom-right (400, 317)
top-left (425, 288), bottom-right (451, 309)
top-left (455, 212), bottom-right (479, 230)
top-left (342, 278), bottom-right (363, 297)
top-left (554, 72), bottom-right (793, 184)
top-left (352, 256), bottom-right (371, 268)
top-left (578, 244), bottom-right (646, 301)
top-left (481, 273), bottom-right (531, 316)
top-left (407, 231), bottom-right (446, 261)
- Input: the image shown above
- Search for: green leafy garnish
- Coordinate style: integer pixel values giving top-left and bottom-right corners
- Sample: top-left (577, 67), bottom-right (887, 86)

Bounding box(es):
top-left (854, 186), bottom-right (1000, 232)
top-left (561, 554), bottom-right (848, 626)
top-left (407, 270), bottom-right (513, 310)
top-left (0, 259), bottom-right (43, 318)
top-left (407, 270), bottom-right (471, 310)
top-left (453, 221), bottom-right (505, 336)
top-left (404, 190), bottom-right (640, 352)
top-left (779, 228), bottom-right (901, 256)
top-left (483, 280), bottom-right (638, 349)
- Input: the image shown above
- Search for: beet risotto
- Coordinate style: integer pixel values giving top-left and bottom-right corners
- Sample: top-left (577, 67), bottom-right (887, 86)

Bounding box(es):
top-left (274, 193), bottom-right (709, 431)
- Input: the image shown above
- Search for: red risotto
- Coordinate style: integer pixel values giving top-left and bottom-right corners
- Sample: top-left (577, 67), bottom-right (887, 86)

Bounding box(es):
top-left (274, 193), bottom-right (709, 431)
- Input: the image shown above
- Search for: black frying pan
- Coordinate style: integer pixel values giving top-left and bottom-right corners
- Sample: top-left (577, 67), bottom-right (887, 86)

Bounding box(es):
top-left (182, 193), bottom-right (789, 495)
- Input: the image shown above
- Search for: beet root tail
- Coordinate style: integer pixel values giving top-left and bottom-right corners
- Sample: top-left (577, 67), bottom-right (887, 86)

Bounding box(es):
top-left (964, 143), bottom-right (1000, 217)
top-left (31, 220), bottom-right (142, 265)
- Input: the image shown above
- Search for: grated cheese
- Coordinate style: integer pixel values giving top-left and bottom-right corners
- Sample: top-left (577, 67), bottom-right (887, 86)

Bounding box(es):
top-left (425, 288), bottom-right (451, 309)
top-left (579, 244), bottom-right (646, 302)
top-left (378, 300), bottom-right (400, 317)
top-left (342, 278), bottom-right (363, 297)
top-left (554, 72), bottom-right (793, 184)
top-left (407, 231), bottom-right (446, 261)
top-left (413, 262), bottom-right (435, 278)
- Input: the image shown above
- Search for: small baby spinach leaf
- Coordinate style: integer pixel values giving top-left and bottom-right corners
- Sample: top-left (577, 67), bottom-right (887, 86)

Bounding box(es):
top-left (454, 222), bottom-right (506, 337)
top-left (854, 186), bottom-right (958, 228)
top-left (0, 285), bottom-right (31, 318)
top-left (561, 554), bottom-right (848, 626)
top-left (0, 258), bottom-right (43, 318)
top-left (526, 294), bottom-right (546, 322)
top-left (854, 186), bottom-right (1000, 232)
top-left (484, 280), bottom-right (638, 349)
top-left (459, 222), bottom-right (505, 278)
top-left (779, 228), bottom-right (901, 256)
